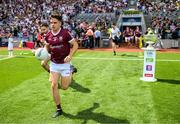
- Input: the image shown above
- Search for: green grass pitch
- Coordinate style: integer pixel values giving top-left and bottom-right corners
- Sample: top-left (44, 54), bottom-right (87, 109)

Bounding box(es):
top-left (0, 49), bottom-right (180, 124)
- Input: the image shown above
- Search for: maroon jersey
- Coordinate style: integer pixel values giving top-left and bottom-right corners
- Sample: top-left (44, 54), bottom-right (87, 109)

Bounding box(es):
top-left (123, 30), bottom-right (131, 37)
top-left (45, 29), bottom-right (73, 64)
top-left (134, 30), bottom-right (141, 37)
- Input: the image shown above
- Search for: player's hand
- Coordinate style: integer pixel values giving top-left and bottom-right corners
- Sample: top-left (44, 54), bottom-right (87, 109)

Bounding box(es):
top-left (40, 39), bottom-right (47, 45)
top-left (64, 55), bottom-right (72, 63)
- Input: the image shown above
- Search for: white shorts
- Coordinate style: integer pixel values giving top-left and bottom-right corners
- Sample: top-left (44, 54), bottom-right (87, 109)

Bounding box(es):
top-left (8, 42), bottom-right (13, 50)
top-left (50, 61), bottom-right (71, 77)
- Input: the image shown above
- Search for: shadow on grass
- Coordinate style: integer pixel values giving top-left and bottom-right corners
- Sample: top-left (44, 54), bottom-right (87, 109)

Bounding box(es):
top-left (63, 103), bottom-right (129, 124)
top-left (157, 79), bottom-right (180, 85)
top-left (121, 54), bottom-right (138, 57)
top-left (70, 80), bottom-right (91, 93)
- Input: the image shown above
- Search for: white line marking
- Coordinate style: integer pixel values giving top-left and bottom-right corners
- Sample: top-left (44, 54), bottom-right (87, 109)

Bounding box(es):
top-left (74, 57), bottom-right (143, 61)
top-left (0, 56), bottom-right (14, 61)
top-left (74, 57), bottom-right (180, 62)
top-left (0, 55), bottom-right (180, 62)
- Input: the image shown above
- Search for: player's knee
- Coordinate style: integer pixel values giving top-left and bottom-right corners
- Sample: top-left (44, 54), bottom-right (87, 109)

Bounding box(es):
top-left (61, 85), bottom-right (69, 90)
top-left (51, 82), bottom-right (57, 89)
top-left (61, 76), bottom-right (71, 90)
top-left (41, 61), bottom-right (45, 67)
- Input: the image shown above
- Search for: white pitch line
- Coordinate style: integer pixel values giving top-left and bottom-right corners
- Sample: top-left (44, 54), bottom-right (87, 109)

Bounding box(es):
top-left (0, 55), bottom-right (180, 62)
top-left (74, 57), bottom-right (143, 61)
top-left (0, 56), bottom-right (14, 61)
top-left (73, 57), bottom-right (180, 62)
top-left (0, 55), bottom-right (7, 57)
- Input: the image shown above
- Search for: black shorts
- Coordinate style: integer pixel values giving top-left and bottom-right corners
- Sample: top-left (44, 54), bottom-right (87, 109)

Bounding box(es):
top-left (112, 39), bottom-right (119, 45)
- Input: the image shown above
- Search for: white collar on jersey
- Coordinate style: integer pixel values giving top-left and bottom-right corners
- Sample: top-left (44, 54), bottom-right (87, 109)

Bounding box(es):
top-left (51, 28), bottom-right (61, 36)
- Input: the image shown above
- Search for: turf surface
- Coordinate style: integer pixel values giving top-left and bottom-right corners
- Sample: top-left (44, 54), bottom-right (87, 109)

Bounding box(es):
top-left (0, 49), bottom-right (180, 124)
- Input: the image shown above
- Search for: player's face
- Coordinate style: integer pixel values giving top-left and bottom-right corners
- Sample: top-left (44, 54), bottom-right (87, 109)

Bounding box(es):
top-left (40, 26), bottom-right (48, 34)
top-left (50, 18), bottom-right (61, 32)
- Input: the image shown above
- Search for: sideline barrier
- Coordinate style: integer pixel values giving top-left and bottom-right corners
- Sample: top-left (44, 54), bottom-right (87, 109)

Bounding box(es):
top-left (26, 41), bottom-right (34, 49)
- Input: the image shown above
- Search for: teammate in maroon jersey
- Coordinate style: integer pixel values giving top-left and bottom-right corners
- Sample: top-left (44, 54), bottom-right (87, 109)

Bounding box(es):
top-left (39, 23), bottom-right (50, 72)
top-left (44, 11), bottom-right (78, 118)
top-left (134, 26), bottom-right (142, 47)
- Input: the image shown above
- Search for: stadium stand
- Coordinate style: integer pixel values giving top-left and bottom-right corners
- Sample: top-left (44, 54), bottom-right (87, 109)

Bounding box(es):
top-left (0, 0), bottom-right (179, 48)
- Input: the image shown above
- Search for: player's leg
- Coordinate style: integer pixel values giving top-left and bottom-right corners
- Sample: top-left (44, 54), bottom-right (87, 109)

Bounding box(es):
top-left (8, 50), bottom-right (13, 57)
top-left (52, 64), bottom-right (72, 117)
top-left (97, 37), bottom-right (100, 48)
top-left (47, 59), bottom-right (61, 89)
top-left (127, 37), bottom-right (131, 47)
top-left (11, 50), bottom-right (13, 56)
top-left (8, 50), bottom-right (11, 57)
top-left (50, 71), bottom-right (63, 118)
top-left (70, 63), bottom-right (77, 74)
top-left (50, 62), bottom-right (64, 117)
top-left (135, 36), bottom-right (139, 47)
top-left (112, 40), bottom-right (116, 55)
top-left (60, 63), bottom-right (72, 90)
top-left (125, 37), bottom-right (128, 46)
top-left (41, 57), bottom-right (50, 73)
top-left (61, 75), bottom-right (72, 90)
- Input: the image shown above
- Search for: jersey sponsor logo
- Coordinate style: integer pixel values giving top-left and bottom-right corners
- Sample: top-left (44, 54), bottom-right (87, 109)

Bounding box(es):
top-left (50, 45), bottom-right (63, 49)
top-left (53, 37), bottom-right (58, 41)
top-left (59, 36), bottom-right (63, 42)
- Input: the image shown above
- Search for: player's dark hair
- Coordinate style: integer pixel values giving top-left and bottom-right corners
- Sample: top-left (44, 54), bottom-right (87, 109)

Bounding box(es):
top-left (41, 23), bottom-right (48, 27)
top-left (50, 11), bottom-right (63, 27)
top-left (112, 22), bottom-right (116, 26)
top-left (51, 11), bottom-right (62, 22)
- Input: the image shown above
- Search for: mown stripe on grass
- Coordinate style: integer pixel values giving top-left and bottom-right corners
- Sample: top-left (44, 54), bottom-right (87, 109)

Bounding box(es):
top-left (150, 61), bottom-right (180, 124)
top-left (0, 59), bottom-right (158, 124)
top-left (71, 59), bottom-right (158, 124)
top-left (0, 57), bottom-right (43, 94)
top-left (0, 73), bottom-right (55, 123)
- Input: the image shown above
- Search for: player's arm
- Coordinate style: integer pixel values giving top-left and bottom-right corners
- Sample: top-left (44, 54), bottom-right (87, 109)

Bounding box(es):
top-left (109, 31), bottom-right (112, 39)
top-left (69, 38), bottom-right (78, 57)
top-left (41, 33), bottom-right (50, 53)
top-left (118, 29), bottom-right (121, 37)
top-left (64, 38), bottom-right (78, 63)
top-left (45, 43), bottom-right (50, 53)
top-left (118, 28), bottom-right (121, 35)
